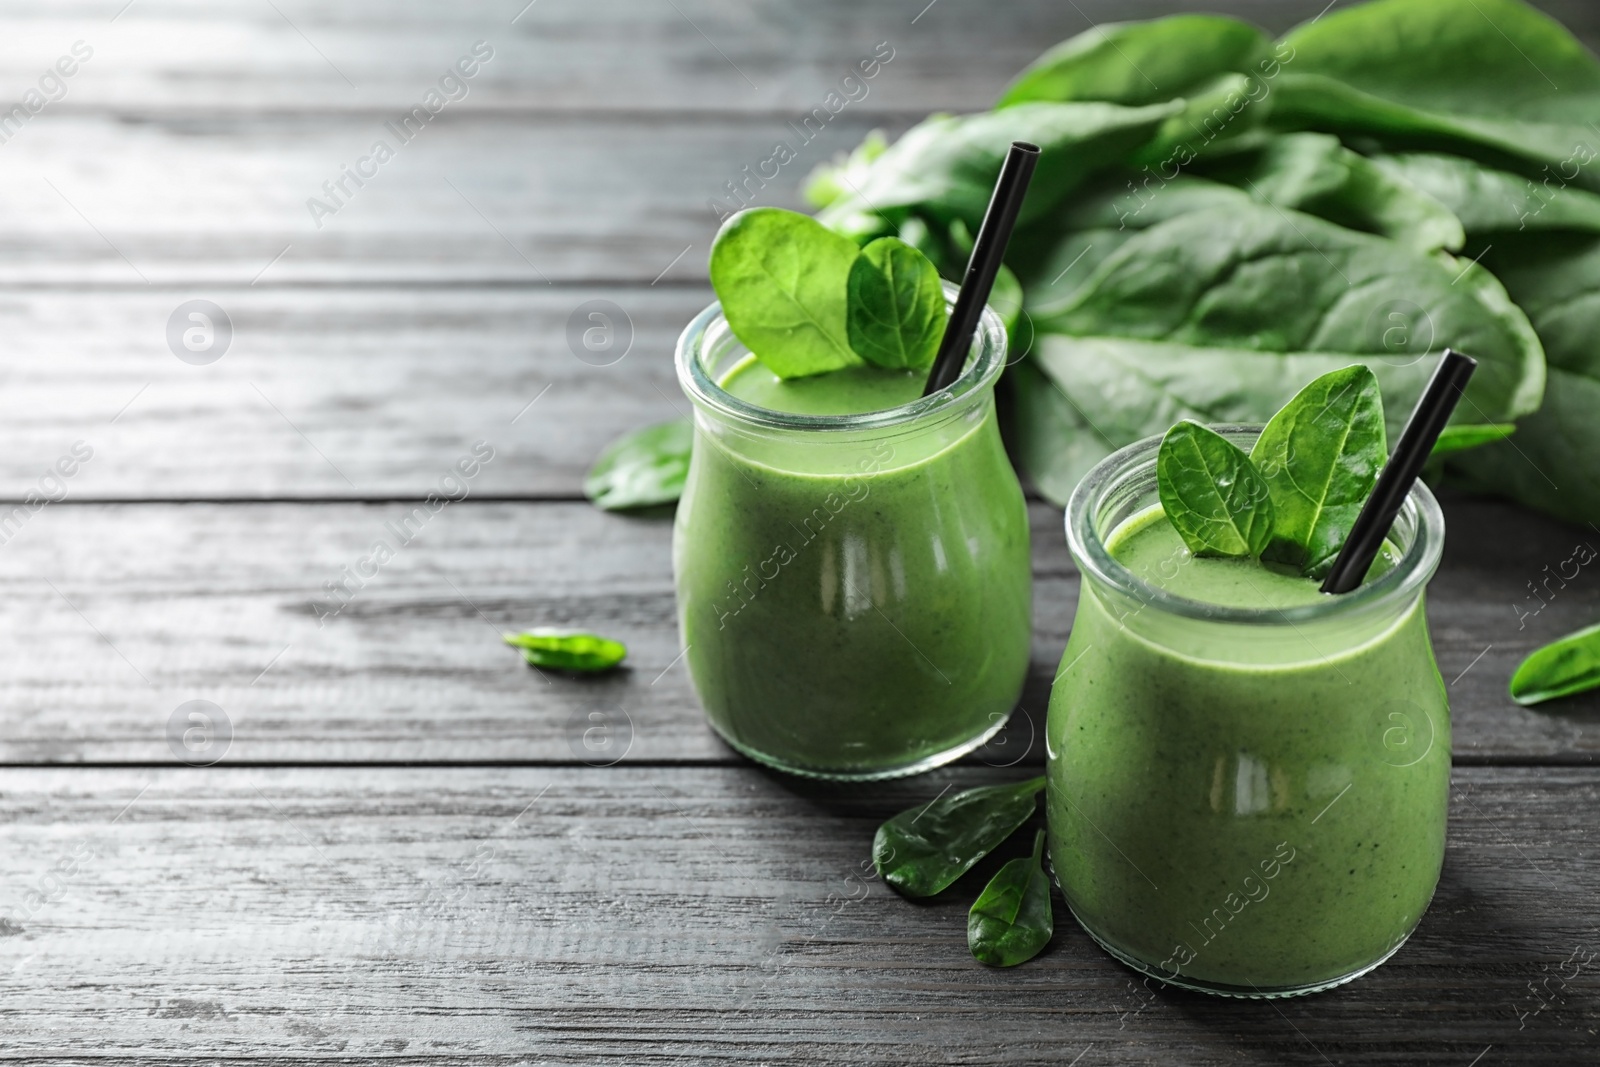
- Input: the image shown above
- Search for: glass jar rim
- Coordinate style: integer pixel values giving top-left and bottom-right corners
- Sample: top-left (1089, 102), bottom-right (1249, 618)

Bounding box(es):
top-left (674, 281), bottom-right (1009, 433)
top-left (1065, 425), bottom-right (1446, 626)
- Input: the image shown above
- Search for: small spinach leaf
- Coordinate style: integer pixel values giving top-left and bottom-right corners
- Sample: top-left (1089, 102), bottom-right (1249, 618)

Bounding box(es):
top-left (1510, 622), bottom-right (1600, 706)
top-left (503, 630), bottom-right (627, 672)
top-left (873, 777), bottom-right (1045, 898)
top-left (583, 419), bottom-right (692, 511)
top-left (968, 829), bottom-right (1054, 967)
top-left (1249, 365), bottom-right (1386, 577)
top-left (709, 207), bottom-right (862, 379)
top-left (1158, 420), bottom-right (1275, 559)
top-left (846, 237), bottom-right (948, 371)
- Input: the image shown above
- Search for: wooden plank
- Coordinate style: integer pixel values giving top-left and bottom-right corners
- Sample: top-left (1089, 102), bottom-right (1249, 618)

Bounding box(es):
top-left (1, 495), bottom-right (1592, 765)
top-left (0, 764), bottom-right (1592, 1063)
top-left (0, 287), bottom-right (700, 499)
top-left (0, 116), bottom-right (889, 286)
top-left (4, 1), bottom-right (1591, 115)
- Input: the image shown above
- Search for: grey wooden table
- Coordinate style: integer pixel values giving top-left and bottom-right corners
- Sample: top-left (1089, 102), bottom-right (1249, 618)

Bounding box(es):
top-left (1, 2), bottom-right (1597, 1063)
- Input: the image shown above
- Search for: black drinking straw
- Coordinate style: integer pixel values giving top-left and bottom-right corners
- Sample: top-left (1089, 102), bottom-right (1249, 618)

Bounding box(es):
top-left (1319, 349), bottom-right (1478, 595)
top-left (922, 141), bottom-right (1040, 396)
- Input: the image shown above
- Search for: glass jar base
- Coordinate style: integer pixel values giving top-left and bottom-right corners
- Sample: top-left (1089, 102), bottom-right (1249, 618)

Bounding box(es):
top-left (1067, 904), bottom-right (1413, 999)
top-left (704, 712), bottom-right (1011, 782)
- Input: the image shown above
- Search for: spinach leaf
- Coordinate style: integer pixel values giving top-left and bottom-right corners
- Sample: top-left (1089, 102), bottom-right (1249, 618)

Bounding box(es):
top-left (1250, 365), bottom-right (1386, 576)
top-left (1454, 232), bottom-right (1600, 522)
top-left (968, 829), bottom-right (1054, 968)
top-left (1511, 622), bottom-right (1600, 705)
top-left (1021, 149), bottom-right (1463, 323)
top-left (503, 629), bottom-right (627, 672)
top-left (814, 100), bottom-right (1183, 237)
top-left (1195, 133), bottom-right (1464, 252)
top-left (846, 237), bottom-right (948, 371)
top-left (709, 207), bottom-right (862, 379)
top-left (873, 777), bottom-right (1045, 898)
top-left (997, 15), bottom-right (1270, 109)
top-left (1370, 152), bottom-right (1600, 235)
top-left (1271, 0), bottom-right (1600, 183)
top-left (804, 129), bottom-right (889, 212)
top-left (1158, 420), bottom-right (1275, 559)
top-left (583, 419), bottom-right (692, 511)
top-left (1012, 201), bottom-right (1546, 506)
top-left (1009, 357), bottom-right (1116, 506)
top-left (1430, 422), bottom-right (1516, 458)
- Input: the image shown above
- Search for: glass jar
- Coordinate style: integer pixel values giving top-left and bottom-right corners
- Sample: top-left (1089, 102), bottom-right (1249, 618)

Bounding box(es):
top-left (1046, 427), bottom-right (1449, 998)
top-left (672, 290), bottom-right (1030, 780)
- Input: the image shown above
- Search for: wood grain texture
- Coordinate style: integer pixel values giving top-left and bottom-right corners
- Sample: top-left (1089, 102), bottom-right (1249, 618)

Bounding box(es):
top-left (0, 115), bottom-right (886, 286)
top-left (4, 1), bottom-right (1590, 115)
top-left (1, 494), bottom-right (1592, 765)
top-left (0, 764), bottom-right (1593, 1064)
top-left (0, 288), bottom-right (698, 498)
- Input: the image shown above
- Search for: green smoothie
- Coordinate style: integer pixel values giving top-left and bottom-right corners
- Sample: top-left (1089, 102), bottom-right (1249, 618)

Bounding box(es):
top-left (1047, 505), bottom-right (1450, 993)
top-left (672, 354), bottom-right (1031, 778)
top-left (717, 355), bottom-right (924, 415)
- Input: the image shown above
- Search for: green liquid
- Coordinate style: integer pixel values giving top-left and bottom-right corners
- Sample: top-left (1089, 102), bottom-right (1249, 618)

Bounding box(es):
top-left (717, 355), bottom-right (924, 415)
top-left (671, 357), bottom-right (1031, 777)
top-left (1046, 507), bottom-right (1449, 992)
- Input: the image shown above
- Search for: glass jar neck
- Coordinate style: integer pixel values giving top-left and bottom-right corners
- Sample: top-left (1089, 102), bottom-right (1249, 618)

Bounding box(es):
top-left (1066, 426), bottom-right (1445, 664)
top-left (675, 283), bottom-right (1009, 475)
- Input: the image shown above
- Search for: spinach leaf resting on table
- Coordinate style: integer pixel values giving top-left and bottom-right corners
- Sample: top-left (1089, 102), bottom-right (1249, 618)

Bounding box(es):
top-left (1511, 623), bottom-right (1600, 706)
top-left (872, 778), bottom-right (1052, 967)
top-left (873, 777), bottom-right (1045, 898)
top-left (503, 630), bottom-right (627, 672)
top-left (968, 830), bottom-right (1054, 967)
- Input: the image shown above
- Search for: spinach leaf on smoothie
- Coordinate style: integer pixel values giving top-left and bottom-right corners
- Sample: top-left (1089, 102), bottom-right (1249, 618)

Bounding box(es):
top-left (709, 207), bottom-right (863, 379)
top-left (503, 630), bottom-right (627, 672)
top-left (1510, 622), bottom-right (1600, 705)
top-left (1158, 421), bottom-right (1275, 560)
top-left (846, 236), bottom-right (948, 371)
top-left (967, 829), bottom-right (1054, 967)
top-left (1250, 365), bottom-right (1386, 577)
top-left (874, 777), bottom-right (1045, 898)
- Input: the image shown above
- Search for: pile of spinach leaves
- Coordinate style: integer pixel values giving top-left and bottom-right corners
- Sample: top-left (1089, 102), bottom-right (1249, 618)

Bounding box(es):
top-left (806, 0), bottom-right (1597, 527)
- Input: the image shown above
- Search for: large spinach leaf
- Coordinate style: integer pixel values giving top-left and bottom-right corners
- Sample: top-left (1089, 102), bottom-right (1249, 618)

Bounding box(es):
top-left (813, 101), bottom-right (1182, 237)
top-left (1015, 203), bottom-right (1545, 504)
top-left (995, 17), bottom-right (1280, 167)
top-left (1195, 133), bottom-right (1464, 252)
top-left (997, 15), bottom-right (1270, 109)
top-left (1370, 152), bottom-right (1600, 235)
top-left (1453, 232), bottom-right (1600, 522)
top-left (1019, 136), bottom-right (1462, 318)
top-left (1271, 0), bottom-right (1600, 183)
